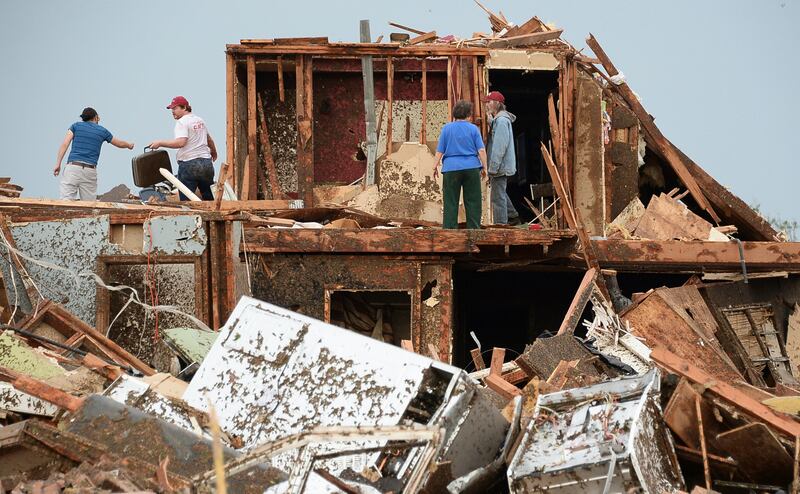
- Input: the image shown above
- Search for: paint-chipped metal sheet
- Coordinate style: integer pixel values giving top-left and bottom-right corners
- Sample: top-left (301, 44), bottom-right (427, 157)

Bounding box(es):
top-left (143, 214), bottom-right (207, 255)
top-left (104, 375), bottom-right (199, 432)
top-left (185, 297), bottom-right (448, 448)
top-left (10, 215), bottom-right (120, 326)
top-left (507, 369), bottom-right (684, 493)
top-left (184, 297), bottom-right (509, 483)
top-left (0, 382), bottom-right (58, 416)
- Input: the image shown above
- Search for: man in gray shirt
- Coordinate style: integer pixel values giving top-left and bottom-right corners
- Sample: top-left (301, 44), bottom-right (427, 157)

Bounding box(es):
top-left (485, 91), bottom-right (520, 225)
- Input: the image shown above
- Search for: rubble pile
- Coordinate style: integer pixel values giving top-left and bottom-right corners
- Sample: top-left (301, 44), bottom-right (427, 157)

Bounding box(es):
top-left (2, 6), bottom-right (800, 494)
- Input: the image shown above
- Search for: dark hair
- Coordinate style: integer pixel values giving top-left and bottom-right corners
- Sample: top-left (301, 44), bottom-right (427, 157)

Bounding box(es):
top-left (175, 104), bottom-right (192, 113)
top-left (80, 107), bottom-right (98, 122)
top-left (452, 100), bottom-right (473, 120)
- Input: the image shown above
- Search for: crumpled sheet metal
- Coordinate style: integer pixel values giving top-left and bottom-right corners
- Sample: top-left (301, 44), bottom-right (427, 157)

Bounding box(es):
top-left (184, 297), bottom-right (509, 483)
top-left (0, 382), bottom-right (58, 416)
top-left (507, 369), bottom-right (684, 493)
top-left (143, 214), bottom-right (206, 255)
top-left (103, 375), bottom-right (199, 433)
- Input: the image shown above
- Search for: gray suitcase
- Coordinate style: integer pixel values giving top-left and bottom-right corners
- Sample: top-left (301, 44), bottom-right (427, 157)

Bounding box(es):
top-left (131, 147), bottom-right (172, 187)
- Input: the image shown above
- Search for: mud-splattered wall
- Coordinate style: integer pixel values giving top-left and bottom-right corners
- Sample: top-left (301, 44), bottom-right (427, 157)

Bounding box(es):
top-left (251, 254), bottom-right (454, 361)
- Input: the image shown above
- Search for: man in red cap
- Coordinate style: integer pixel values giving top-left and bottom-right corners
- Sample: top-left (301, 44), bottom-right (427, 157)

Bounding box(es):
top-left (148, 96), bottom-right (218, 200)
top-left (484, 91), bottom-right (520, 225)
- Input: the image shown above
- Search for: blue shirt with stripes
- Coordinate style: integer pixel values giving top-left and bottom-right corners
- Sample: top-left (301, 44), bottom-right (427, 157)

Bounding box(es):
top-left (67, 121), bottom-right (113, 166)
top-left (436, 120), bottom-right (484, 172)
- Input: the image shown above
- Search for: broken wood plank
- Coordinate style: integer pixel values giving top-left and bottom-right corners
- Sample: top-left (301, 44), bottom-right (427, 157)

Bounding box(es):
top-left (556, 268), bottom-right (597, 335)
top-left (485, 373), bottom-right (522, 400)
top-left (277, 56), bottom-right (285, 102)
top-left (487, 29), bottom-right (563, 48)
top-left (273, 37), bottom-right (329, 45)
top-left (653, 345), bottom-right (800, 439)
top-left (585, 34), bottom-right (719, 224)
top-left (426, 343), bottom-right (440, 361)
top-left (502, 16), bottom-right (546, 38)
top-left (361, 21), bottom-right (378, 186)
top-left (386, 56), bottom-right (394, 154)
top-left (490, 347), bottom-right (506, 376)
top-left (407, 31), bottom-right (437, 45)
top-left (470, 348), bottom-right (485, 370)
top-left (0, 365), bottom-right (83, 412)
top-left (634, 193), bottom-right (714, 241)
top-left (214, 162), bottom-right (229, 211)
top-left (296, 55), bottom-right (314, 206)
top-left (421, 58), bottom-right (428, 145)
top-left (400, 339), bottom-right (413, 352)
top-left (696, 395), bottom-right (712, 490)
top-left (546, 359), bottom-right (579, 390)
top-left (388, 21), bottom-right (427, 36)
top-left (540, 143), bottom-right (577, 231)
top-left (256, 92), bottom-right (284, 200)
top-left (547, 93), bottom-right (561, 165)
top-left (226, 53), bottom-right (236, 192)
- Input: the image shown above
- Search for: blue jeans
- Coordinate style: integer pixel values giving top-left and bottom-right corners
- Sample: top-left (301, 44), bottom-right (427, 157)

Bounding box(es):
top-left (490, 175), bottom-right (519, 224)
top-left (177, 158), bottom-right (215, 201)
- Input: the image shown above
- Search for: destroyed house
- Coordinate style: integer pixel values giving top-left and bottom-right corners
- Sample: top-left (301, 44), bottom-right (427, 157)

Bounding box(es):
top-left (217, 19), bottom-right (796, 368)
top-left (3, 10), bottom-right (800, 493)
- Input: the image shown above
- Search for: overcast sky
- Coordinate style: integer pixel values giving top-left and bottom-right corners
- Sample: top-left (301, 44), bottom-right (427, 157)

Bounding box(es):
top-left (1, 0), bottom-right (796, 222)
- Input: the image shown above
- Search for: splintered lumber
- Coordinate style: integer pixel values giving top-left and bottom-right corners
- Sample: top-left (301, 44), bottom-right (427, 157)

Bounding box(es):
top-left (256, 92), bottom-right (283, 199)
top-left (474, 0), bottom-right (510, 32)
top-left (408, 31), bottom-right (437, 45)
top-left (546, 359), bottom-right (579, 390)
top-left (489, 347), bottom-right (506, 376)
top-left (556, 268), bottom-right (597, 335)
top-left (214, 162), bottom-right (229, 211)
top-left (470, 348), bottom-right (486, 370)
top-left (485, 373), bottom-right (522, 400)
top-left (634, 193), bottom-right (714, 241)
top-left (246, 55), bottom-right (258, 201)
top-left (502, 16), bottom-right (547, 38)
top-left (0, 365), bottom-right (84, 412)
top-left (388, 22), bottom-right (426, 36)
top-left (540, 143), bottom-right (577, 231)
top-left (695, 395), bottom-right (712, 490)
top-left (487, 29), bottom-right (562, 48)
top-left (652, 345), bottom-right (800, 439)
top-left (585, 34), bottom-right (720, 224)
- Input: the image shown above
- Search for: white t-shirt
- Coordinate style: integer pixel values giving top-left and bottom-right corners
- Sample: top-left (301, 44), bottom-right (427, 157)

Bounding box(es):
top-left (174, 113), bottom-right (211, 162)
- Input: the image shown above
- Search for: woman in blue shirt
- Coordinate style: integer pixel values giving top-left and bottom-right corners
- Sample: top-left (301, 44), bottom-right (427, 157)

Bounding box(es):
top-left (433, 100), bottom-right (487, 229)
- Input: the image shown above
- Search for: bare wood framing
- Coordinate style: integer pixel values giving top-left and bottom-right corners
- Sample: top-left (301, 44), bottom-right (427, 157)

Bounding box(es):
top-left (226, 44), bottom-right (488, 57)
top-left (256, 92), bottom-right (283, 199)
top-left (386, 57), bottom-right (394, 154)
top-left (277, 56), bottom-right (285, 102)
top-left (421, 58), bottom-right (427, 144)
top-left (226, 53), bottom-right (236, 192)
top-left (246, 55), bottom-right (258, 200)
top-left (296, 55), bottom-right (314, 206)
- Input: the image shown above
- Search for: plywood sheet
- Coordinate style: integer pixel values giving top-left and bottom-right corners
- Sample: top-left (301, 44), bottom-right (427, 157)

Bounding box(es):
top-left (716, 422), bottom-right (793, 484)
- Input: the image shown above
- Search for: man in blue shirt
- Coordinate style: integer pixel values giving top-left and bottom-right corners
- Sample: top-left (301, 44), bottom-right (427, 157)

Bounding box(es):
top-left (54, 107), bottom-right (134, 200)
top-left (433, 100), bottom-right (487, 229)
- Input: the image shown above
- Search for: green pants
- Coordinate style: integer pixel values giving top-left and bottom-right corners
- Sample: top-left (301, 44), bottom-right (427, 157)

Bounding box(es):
top-left (442, 168), bottom-right (482, 229)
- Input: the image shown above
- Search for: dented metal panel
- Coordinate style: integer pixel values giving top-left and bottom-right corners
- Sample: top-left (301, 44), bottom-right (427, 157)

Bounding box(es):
top-left (103, 375), bottom-right (199, 432)
top-left (143, 214), bottom-right (207, 255)
top-left (0, 382), bottom-right (58, 416)
top-left (507, 369), bottom-right (684, 493)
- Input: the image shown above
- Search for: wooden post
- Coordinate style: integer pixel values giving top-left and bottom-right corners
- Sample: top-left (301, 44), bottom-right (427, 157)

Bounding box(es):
top-left (245, 55), bottom-right (258, 200)
top-left (226, 52), bottom-right (236, 193)
top-left (471, 57), bottom-right (481, 125)
top-left (386, 56), bottom-right (394, 154)
top-left (214, 163), bottom-right (229, 211)
top-left (455, 56), bottom-right (463, 100)
top-left (256, 92), bottom-right (282, 199)
top-left (296, 55), bottom-right (314, 206)
top-left (277, 56), bottom-right (285, 103)
top-left (446, 56), bottom-right (453, 121)
top-left (547, 93), bottom-right (561, 166)
top-left (420, 58), bottom-right (427, 145)
top-left (360, 20), bottom-right (378, 186)
top-left (470, 348), bottom-right (485, 370)
top-left (695, 395), bottom-right (712, 490)
top-left (793, 434), bottom-right (799, 494)
top-left (490, 347), bottom-right (506, 376)
top-left (586, 34), bottom-right (719, 224)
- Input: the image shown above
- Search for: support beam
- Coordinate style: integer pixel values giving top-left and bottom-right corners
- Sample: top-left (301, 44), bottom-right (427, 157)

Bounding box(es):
top-left (246, 55), bottom-right (258, 200)
top-left (585, 34), bottom-right (720, 224)
top-left (420, 58), bottom-right (427, 145)
top-left (591, 240), bottom-right (800, 272)
top-left (226, 53), bottom-right (236, 192)
top-left (244, 227), bottom-right (565, 254)
top-left (256, 92), bottom-right (283, 199)
top-left (277, 56), bottom-right (285, 102)
top-left (386, 56), bottom-right (394, 155)
top-left (556, 268), bottom-right (597, 335)
top-left (296, 55), bottom-right (314, 205)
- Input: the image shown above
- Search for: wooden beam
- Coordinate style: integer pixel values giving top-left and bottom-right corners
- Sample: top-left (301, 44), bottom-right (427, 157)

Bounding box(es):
top-left (386, 57), bottom-right (394, 155)
top-left (470, 348), bottom-right (485, 370)
top-left (226, 43), bottom-right (488, 57)
top-left (490, 347), bottom-right (506, 376)
top-left (296, 55), bottom-right (314, 206)
top-left (408, 31), bottom-right (437, 45)
top-left (652, 345), bottom-right (800, 439)
top-left (189, 199), bottom-right (299, 211)
top-left (244, 227), bottom-right (567, 254)
top-left (277, 56), bottom-right (285, 102)
top-left (487, 29), bottom-right (563, 48)
top-left (591, 239), bottom-right (800, 272)
top-left (502, 16), bottom-right (546, 38)
top-left (695, 395), bottom-right (712, 490)
top-left (485, 373), bottom-right (522, 400)
top-left (256, 92), bottom-right (283, 199)
top-left (246, 55), bottom-right (258, 200)
top-left (420, 58), bottom-right (427, 144)
top-left (540, 142), bottom-right (578, 230)
top-left (447, 57), bottom-right (454, 121)
top-left (388, 22), bottom-right (426, 36)
top-left (585, 34), bottom-right (719, 224)
top-left (547, 93), bottom-right (561, 166)
top-left (471, 57), bottom-right (481, 126)
top-left (556, 268), bottom-right (597, 335)
top-left (226, 53), bottom-right (236, 193)
top-left (214, 162), bottom-right (229, 211)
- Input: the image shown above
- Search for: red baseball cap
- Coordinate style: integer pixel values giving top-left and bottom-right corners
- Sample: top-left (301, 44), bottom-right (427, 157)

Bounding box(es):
top-left (166, 96), bottom-right (190, 109)
top-left (484, 91), bottom-right (505, 103)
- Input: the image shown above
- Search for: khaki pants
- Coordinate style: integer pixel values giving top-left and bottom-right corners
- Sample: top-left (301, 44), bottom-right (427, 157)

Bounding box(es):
top-left (60, 163), bottom-right (97, 200)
